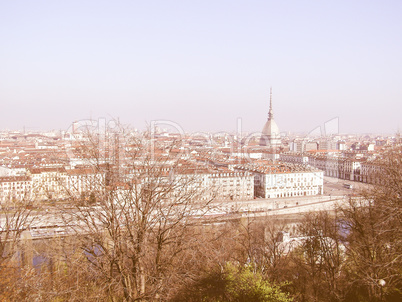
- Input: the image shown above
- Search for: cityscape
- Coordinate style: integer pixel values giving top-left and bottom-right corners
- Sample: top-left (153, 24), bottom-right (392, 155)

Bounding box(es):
top-left (1, 93), bottom-right (401, 301)
top-left (1, 1), bottom-right (401, 302)
top-left (1, 90), bottom-right (400, 205)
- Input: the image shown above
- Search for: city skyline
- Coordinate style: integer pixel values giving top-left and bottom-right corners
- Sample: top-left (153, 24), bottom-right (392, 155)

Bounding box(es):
top-left (1, 0), bottom-right (401, 134)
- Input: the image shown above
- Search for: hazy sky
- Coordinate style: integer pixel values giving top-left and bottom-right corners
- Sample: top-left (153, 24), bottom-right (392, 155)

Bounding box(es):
top-left (1, 0), bottom-right (401, 134)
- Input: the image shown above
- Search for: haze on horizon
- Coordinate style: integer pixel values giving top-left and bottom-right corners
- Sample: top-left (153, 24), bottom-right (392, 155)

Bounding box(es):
top-left (1, 0), bottom-right (401, 135)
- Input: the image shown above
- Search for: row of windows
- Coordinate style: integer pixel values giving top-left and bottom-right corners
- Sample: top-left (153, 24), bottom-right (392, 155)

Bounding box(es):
top-left (0, 181), bottom-right (30, 186)
top-left (267, 191), bottom-right (318, 198)
top-left (0, 185), bottom-right (31, 189)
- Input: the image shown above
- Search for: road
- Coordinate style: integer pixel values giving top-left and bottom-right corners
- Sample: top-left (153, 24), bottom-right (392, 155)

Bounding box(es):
top-left (323, 176), bottom-right (372, 196)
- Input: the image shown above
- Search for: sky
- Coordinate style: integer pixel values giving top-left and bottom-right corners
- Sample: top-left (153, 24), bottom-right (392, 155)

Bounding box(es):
top-left (1, 0), bottom-right (401, 135)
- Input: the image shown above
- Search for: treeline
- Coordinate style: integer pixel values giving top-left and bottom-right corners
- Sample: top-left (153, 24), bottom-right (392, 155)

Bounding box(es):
top-left (1, 191), bottom-right (401, 301)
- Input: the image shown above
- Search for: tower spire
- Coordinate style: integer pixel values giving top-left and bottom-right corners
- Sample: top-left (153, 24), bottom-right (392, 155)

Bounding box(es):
top-left (268, 87), bottom-right (273, 119)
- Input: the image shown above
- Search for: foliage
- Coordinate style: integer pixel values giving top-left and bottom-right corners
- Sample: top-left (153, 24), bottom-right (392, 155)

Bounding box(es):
top-left (171, 262), bottom-right (292, 302)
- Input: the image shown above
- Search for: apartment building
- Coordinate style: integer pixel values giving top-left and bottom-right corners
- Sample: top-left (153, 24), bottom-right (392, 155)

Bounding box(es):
top-left (0, 176), bottom-right (32, 203)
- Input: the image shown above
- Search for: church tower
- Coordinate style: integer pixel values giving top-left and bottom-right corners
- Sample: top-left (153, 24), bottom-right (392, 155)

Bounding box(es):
top-left (260, 88), bottom-right (281, 147)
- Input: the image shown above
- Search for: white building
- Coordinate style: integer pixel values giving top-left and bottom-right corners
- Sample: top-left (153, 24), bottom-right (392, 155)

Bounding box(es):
top-left (29, 167), bottom-right (67, 200)
top-left (207, 170), bottom-right (254, 201)
top-left (65, 168), bottom-right (105, 198)
top-left (235, 161), bottom-right (324, 198)
top-left (0, 166), bottom-right (12, 177)
top-left (0, 176), bottom-right (33, 203)
top-left (166, 165), bottom-right (255, 202)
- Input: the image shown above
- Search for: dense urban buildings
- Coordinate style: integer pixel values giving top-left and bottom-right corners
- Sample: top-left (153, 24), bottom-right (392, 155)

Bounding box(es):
top-left (1, 110), bottom-right (400, 204)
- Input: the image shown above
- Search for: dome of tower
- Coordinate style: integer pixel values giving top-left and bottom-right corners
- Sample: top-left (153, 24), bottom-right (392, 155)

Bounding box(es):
top-left (260, 118), bottom-right (281, 146)
top-left (262, 118), bottom-right (280, 137)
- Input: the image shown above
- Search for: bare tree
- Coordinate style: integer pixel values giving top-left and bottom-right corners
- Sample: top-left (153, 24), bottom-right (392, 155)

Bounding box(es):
top-left (290, 211), bottom-right (345, 302)
top-left (0, 195), bottom-right (35, 299)
top-left (341, 146), bottom-right (402, 301)
top-left (228, 216), bottom-right (293, 283)
top-left (60, 127), bottom-right (215, 301)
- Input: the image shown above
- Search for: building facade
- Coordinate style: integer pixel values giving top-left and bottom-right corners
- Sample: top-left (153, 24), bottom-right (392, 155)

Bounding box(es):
top-left (235, 161), bottom-right (324, 199)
